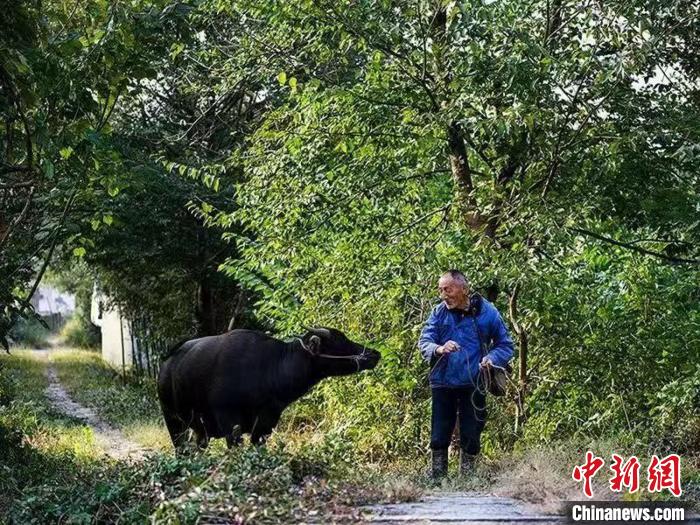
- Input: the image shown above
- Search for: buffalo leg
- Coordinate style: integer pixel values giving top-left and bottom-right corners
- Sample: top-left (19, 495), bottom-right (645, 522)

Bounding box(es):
top-left (213, 410), bottom-right (241, 449)
top-left (191, 415), bottom-right (209, 450)
top-left (250, 410), bottom-right (281, 445)
top-left (158, 373), bottom-right (190, 451)
top-left (225, 426), bottom-right (242, 449)
top-left (250, 430), bottom-right (271, 445)
top-left (162, 411), bottom-right (190, 451)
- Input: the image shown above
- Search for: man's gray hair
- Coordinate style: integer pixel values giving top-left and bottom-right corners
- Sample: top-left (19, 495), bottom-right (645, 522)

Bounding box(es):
top-left (442, 269), bottom-right (470, 288)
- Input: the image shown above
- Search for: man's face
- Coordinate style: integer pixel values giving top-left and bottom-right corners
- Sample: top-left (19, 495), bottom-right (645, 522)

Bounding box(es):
top-left (438, 275), bottom-right (469, 310)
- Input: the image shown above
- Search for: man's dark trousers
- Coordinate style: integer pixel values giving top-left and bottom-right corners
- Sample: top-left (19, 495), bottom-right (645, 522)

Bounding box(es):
top-left (430, 386), bottom-right (486, 453)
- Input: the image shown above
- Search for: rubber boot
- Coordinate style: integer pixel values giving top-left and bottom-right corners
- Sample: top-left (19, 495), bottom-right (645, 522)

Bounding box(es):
top-left (460, 450), bottom-right (477, 477)
top-left (431, 448), bottom-right (448, 480)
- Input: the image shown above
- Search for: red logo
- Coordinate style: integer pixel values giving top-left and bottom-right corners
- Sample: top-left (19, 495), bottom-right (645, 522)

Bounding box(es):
top-left (648, 454), bottom-right (682, 497)
top-left (609, 454), bottom-right (640, 493)
top-left (572, 451), bottom-right (605, 498)
top-left (574, 452), bottom-right (682, 498)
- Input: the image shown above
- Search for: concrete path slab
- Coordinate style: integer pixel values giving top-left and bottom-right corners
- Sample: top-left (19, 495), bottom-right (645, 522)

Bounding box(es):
top-left (364, 492), bottom-right (564, 524)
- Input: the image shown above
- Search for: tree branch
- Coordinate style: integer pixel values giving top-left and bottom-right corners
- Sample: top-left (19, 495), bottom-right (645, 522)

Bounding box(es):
top-left (569, 227), bottom-right (700, 265)
top-left (24, 189), bottom-right (78, 307)
top-left (0, 166), bottom-right (36, 176)
top-left (0, 186), bottom-right (35, 250)
top-left (389, 204), bottom-right (451, 240)
top-left (0, 180), bottom-right (34, 189)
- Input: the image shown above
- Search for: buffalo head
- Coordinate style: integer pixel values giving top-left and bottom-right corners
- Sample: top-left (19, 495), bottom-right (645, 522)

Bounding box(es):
top-left (300, 327), bottom-right (380, 377)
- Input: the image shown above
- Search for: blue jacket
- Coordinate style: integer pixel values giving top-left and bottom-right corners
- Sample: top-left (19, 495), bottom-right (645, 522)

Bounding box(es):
top-left (419, 294), bottom-right (514, 388)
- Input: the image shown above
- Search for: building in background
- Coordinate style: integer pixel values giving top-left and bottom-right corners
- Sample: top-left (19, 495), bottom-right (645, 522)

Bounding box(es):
top-left (30, 285), bottom-right (76, 331)
top-left (89, 284), bottom-right (161, 377)
top-left (90, 284), bottom-right (136, 371)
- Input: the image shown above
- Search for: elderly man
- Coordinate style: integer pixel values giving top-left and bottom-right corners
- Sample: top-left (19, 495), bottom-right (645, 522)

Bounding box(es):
top-left (419, 270), bottom-right (514, 479)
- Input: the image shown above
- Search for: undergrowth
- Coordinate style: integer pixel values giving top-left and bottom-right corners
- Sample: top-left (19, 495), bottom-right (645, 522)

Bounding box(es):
top-left (51, 349), bottom-right (169, 450)
top-left (7, 317), bottom-right (50, 348)
top-left (0, 350), bottom-right (416, 523)
top-left (1, 349), bottom-right (697, 523)
top-left (58, 315), bottom-right (101, 349)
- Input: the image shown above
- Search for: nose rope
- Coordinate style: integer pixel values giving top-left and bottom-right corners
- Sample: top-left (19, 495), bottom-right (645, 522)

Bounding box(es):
top-left (430, 349), bottom-right (488, 424)
top-left (295, 338), bottom-right (368, 372)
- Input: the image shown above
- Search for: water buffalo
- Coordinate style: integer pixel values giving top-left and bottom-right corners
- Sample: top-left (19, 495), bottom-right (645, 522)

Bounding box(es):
top-left (157, 327), bottom-right (380, 450)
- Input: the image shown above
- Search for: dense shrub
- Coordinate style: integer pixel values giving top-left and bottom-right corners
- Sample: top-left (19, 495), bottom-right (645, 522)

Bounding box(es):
top-left (59, 315), bottom-right (101, 349)
top-left (8, 317), bottom-right (50, 348)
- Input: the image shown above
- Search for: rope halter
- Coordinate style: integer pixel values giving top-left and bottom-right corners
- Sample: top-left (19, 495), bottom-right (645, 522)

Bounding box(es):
top-left (295, 337), bottom-right (368, 372)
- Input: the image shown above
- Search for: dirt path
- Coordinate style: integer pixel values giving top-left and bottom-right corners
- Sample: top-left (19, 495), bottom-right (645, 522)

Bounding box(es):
top-left (364, 491), bottom-right (564, 524)
top-left (37, 349), bottom-right (147, 461)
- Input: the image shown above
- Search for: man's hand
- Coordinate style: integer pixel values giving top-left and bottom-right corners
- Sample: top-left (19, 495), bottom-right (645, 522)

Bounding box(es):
top-left (436, 340), bottom-right (460, 355)
top-left (480, 356), bottom-right (493, 369)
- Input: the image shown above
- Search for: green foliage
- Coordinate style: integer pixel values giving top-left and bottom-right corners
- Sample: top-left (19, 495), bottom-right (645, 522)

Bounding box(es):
top-left (0, 0), bottom-right (179, 342)
top-left (521, 248), bottom-right (700, 448)
top-left (59, 316), bottom-right (100, 349)
top-left (0, 350), bottom-right (403, 523)
top-left (47, 3), bottom-right (265, 340)
top-left (2, 5), bottom-right (699, 517)
top-left (1, 0), bottom-right (260, 345)
top-left (183, 0), bottom-right (699, 458)
top-left (8, 316), bottom-right (50, 348)
top-left (45, 261), bottom-right (100, 349)
top-left (12, 0), bottom-right (679, 463)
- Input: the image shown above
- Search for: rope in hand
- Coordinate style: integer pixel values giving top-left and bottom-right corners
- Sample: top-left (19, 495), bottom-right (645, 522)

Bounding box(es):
top-left (431, 344), bottom-right (489, 424)
top-left (427, 319), bottom-right (519, 426)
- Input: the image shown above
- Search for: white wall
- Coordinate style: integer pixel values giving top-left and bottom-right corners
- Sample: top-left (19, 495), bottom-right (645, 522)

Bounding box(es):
top-left (90, 285), bottom-right (134, 369)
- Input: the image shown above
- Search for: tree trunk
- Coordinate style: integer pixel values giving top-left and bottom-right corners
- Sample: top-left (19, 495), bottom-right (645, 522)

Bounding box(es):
top-left (431, 6), bottom-right (487, 232)
top-left (447, 121), bottom-right (484, 231)
top-left (508, 284), bottom-right (528, 433)
top-left (195, 224), bottom-right (216, 336)
top-left (484, 282), bottom-right (499, 302)
top-left (196, 279), bottom-right (215, 336)
top-left (227, 284), bottom-right (248, 331)
top-left (545, 0), bottom-right (564, 47)
top-left (485, 160), bottom-right (518, 239)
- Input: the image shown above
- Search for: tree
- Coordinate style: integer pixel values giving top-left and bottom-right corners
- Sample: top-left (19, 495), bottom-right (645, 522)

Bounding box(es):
top-left (66, 3), bottom-right (271, 338)
top-left (0, 0), bottom-right (174, 347)
top-left (191, 0), bottom-right (698, 437)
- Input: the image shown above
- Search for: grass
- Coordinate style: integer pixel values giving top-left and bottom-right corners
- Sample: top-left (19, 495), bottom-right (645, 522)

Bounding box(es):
top-left (50, 348), bottom-right (171, 451)
top-left (1, 347), bottom-right (697, 523)
top-left (0, 349), bottom-right (413, 523)
top-left (0, 349), bottom-right (150, 523)
top-left (488, 437), bottom-right (700, 514)
top-left (0, 349), bottom-right (48, 404)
